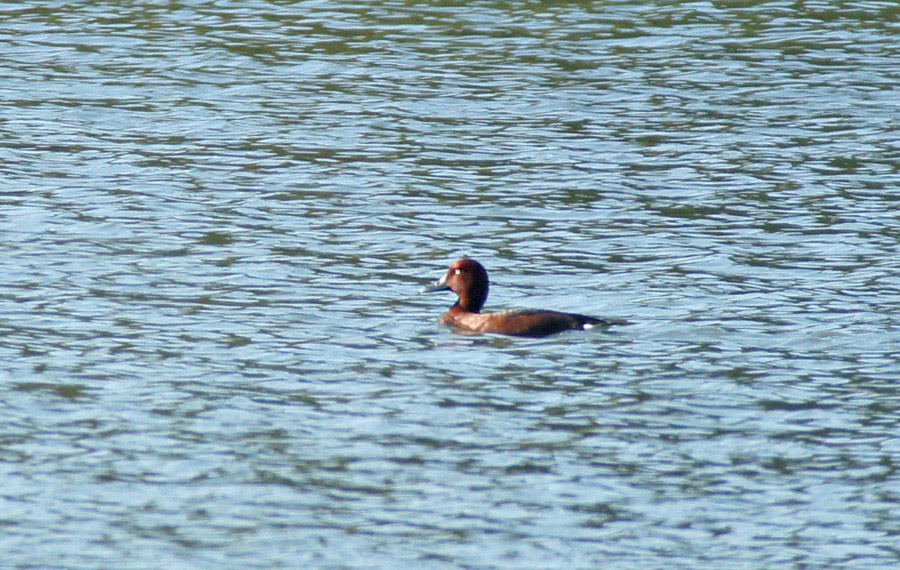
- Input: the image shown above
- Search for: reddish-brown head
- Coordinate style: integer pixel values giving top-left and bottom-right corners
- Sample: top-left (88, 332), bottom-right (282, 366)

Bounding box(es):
top-left (421, 258), bottom-right (490, 312)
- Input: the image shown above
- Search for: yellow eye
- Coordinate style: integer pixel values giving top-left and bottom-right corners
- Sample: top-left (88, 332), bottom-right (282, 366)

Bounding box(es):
top-left (454, 269), bottom-right (461, 275)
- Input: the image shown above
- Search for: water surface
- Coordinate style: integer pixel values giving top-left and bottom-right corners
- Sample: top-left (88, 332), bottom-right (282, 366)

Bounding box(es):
top-left (2, 1), bottom-right (900, 569)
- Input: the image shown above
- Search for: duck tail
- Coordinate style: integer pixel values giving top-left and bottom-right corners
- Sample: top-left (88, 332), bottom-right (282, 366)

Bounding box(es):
top-left (581, 316), bottom-right (626, 329)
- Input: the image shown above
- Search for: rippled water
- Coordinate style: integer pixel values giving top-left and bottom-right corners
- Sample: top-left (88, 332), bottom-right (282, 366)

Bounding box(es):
top-left (3, 1), bottom-right (900, 568)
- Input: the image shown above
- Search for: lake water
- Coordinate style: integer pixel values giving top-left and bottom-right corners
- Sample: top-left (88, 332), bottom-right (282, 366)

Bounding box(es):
top-left (2, 1), bottom-right (900, 568)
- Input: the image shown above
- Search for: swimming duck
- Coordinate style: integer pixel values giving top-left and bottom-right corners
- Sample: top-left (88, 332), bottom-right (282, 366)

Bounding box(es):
top-left (422, 258), bottom-right (614, 337)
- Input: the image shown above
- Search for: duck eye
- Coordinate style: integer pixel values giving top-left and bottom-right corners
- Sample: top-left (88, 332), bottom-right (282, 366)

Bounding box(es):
top-left (454, 269), bottom-right (461, 275)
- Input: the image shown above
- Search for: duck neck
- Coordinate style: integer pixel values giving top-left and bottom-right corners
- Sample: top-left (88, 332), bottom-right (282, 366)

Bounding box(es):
top-left (456, 284), bottom-right (487, 313)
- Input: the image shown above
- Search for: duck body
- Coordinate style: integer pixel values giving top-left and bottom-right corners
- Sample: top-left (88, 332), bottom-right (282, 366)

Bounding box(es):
top-left (441, 306), bottom-right (608, 337)
top-left (422, 258), bottom-right (614, 338)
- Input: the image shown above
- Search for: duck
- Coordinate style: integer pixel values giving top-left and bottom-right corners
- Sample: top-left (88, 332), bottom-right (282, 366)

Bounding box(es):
top-left (421, 258), bottom-right (615, 337)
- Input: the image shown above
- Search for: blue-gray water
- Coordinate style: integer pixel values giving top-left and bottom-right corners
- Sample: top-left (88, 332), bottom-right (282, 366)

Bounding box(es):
top-left (3, 1), bottom-right (900, 569)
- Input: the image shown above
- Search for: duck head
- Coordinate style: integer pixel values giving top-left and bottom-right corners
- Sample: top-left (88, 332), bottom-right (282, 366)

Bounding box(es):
top-left (421, 258), bottom-right (489, 313)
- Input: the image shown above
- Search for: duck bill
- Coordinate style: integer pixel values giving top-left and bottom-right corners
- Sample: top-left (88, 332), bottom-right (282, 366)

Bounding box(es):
top-left (420, 274), bottom-right (449, 293)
